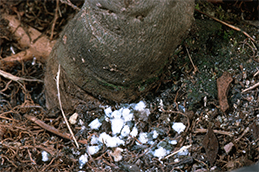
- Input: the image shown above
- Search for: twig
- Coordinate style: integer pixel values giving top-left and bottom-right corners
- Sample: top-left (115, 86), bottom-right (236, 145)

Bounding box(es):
top-left (24, 114), bottom-right (88, 145)
top-left (195, 9), bottom-right (257, 44)
top-left (50, 0), bottom-right (59, 40)
top-left (241, 82), bottom-right (259, 93)
top-left (254, 70), bottom-right (259, 77)
top-left (27, 149), bottom-right (36, 165)
top-left (163, 144), bottom-right (192, 160)
top-left (1, 155), bottom-right (18, 168)
top-left (234, 127), bottom-right (249, 142)
top-left (56, 64), bottom-right (79, 148)
top-left (0, 69), bottom-right (43, 83)
top-left (186, 47), bottom-right (199, 74)
top-left (60, 0), bottom-right (80, 11)
top-left (194, 128), bottom-right (233, 137)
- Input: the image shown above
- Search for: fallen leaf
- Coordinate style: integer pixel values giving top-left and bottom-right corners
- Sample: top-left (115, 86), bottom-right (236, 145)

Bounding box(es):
top-left (217, 71), bottom-right (233, 112)
top-left (202, 125), bottom-right (219, 165)
top-left (249, 121), bottom-right (259, 140)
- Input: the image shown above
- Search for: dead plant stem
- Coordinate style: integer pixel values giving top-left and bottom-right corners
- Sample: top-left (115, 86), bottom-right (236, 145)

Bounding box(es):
top-left (56, 64), bottom-right (79, 148)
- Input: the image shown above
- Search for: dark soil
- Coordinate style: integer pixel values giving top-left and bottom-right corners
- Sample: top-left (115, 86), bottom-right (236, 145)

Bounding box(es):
top-left (0, 0), bottom-right (258, 171)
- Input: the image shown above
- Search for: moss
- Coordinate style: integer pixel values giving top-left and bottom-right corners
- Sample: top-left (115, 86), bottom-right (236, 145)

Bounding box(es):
top-left (179, 12), bottom-right (258, 109)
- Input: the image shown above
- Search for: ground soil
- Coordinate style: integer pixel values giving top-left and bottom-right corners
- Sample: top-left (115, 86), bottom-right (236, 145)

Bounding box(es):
top-left (0, 0), bottom-right (258, 171)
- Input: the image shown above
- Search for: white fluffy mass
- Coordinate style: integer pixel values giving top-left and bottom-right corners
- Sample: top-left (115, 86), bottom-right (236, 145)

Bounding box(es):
top-left (120, 125), bottom-right (131, 137)
top-left (138, 132), bottom-right (148, 144)
top-left (122, 108), bottom-right (133, 122)
top-left (82, 100), bottom-right (190, 163)
top-left (41, 151), bottom-right (49, 162)
top-left (88, 145), bottom-right (101, 155)
top-left (172, 122), bottom-right (186, 134)
top-left (88, 118), bottom-right (102, 130)
top-left (90, 135), bottom-right (99, 145)
top-left (104, 106), bottom-right (112, 116)
top-left (134, 101), bottom-right (146, 111)
top-left (79, 153), bottom-right (88, 169)
top-left (99, 132), bottom-right (125, 147)
top-left (130, 125), bottom-right (138, 137)
top-left (152, 130), bottom-right (159, 139)
top-left (152, 147), bottom-right (168, 158)
top-left (111, 118), bottom-right (124, 135)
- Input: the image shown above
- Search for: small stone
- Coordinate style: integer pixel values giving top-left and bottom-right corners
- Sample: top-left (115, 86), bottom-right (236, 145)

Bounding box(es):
top-left (69, 113), bottom-right (78, 125)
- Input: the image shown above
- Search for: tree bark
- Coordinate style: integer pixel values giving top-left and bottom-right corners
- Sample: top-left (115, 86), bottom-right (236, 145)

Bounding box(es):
top-left (44, 0), bottom-right (195, 110)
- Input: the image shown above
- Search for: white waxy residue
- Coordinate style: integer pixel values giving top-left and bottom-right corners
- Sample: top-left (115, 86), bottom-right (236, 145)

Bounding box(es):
top-left (152, 147), bottom-right (168, 159)
top-left (172, 122), bottom-right (186, 134)
top-left (138, 132), bottom-right (148, 144)
top-left (130, 125), bottom-right (138, 137)
top-left (69, 112), bottom-right (78, 125)
top-left (88, 146), bottom-right (101, 155)
top-left (89, 118), bottom-right (102, 130)
top-left (122, 108), bottom-right (133, 122)
top-left (104, 106), bottom-right (112, 117)
top-left (134, 101), bottom-right (146, 111)
top-left (120, 125), bottom-right (131, 137)
top-left (99, 132), bottom-right (125, 147)
top-left (79, 153), bottom-right (88, 169)
top-left (111, 118), bottom-right (124, 135)
top-left (41, 151), bottom-right (49, 162)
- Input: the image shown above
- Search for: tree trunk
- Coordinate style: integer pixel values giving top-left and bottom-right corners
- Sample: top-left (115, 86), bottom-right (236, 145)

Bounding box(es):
top-left (44, 0), bottom-right (194, 110)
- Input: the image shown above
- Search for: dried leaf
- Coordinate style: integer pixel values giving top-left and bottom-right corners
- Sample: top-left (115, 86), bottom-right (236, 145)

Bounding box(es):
top-left (217, 71), bottom-right (233, 112)
top-left (249, 121), bottom-right (259, 140)
top-left (202, 125), bottom-right (219, 165)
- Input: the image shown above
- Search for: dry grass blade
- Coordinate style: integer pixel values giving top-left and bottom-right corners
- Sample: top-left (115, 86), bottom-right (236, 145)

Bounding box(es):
top-left (56, 64), bottom-right (79, 148)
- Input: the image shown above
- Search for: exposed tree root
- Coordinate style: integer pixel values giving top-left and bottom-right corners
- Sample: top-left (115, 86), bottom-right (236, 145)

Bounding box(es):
top-left (0, 14), bottom-right (56, 68)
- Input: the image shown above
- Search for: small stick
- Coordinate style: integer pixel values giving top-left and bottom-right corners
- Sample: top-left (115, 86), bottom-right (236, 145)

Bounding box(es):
top-left (195, 9), bottom-right (256, 43)
top-left (24, 114), bottom-right (88, 145)
top-left (186, 47), bottom-right (199, 74)
top-left (254, 70), bottom-right (259, 77)
top-left (50, 0), bottom-right (60, 40)
top-left (234, 127), bottom-right (249, 142)
top-left (60, 0), bottom-right (80, 11)
top-left (241, 82), bottom-right (259, 93)
top-left (194, 128), bottom-right (233, 137)
top-left (163, 144), bottom-right (192, 160)
top-left (56, 64), bottom-right (79, 148)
